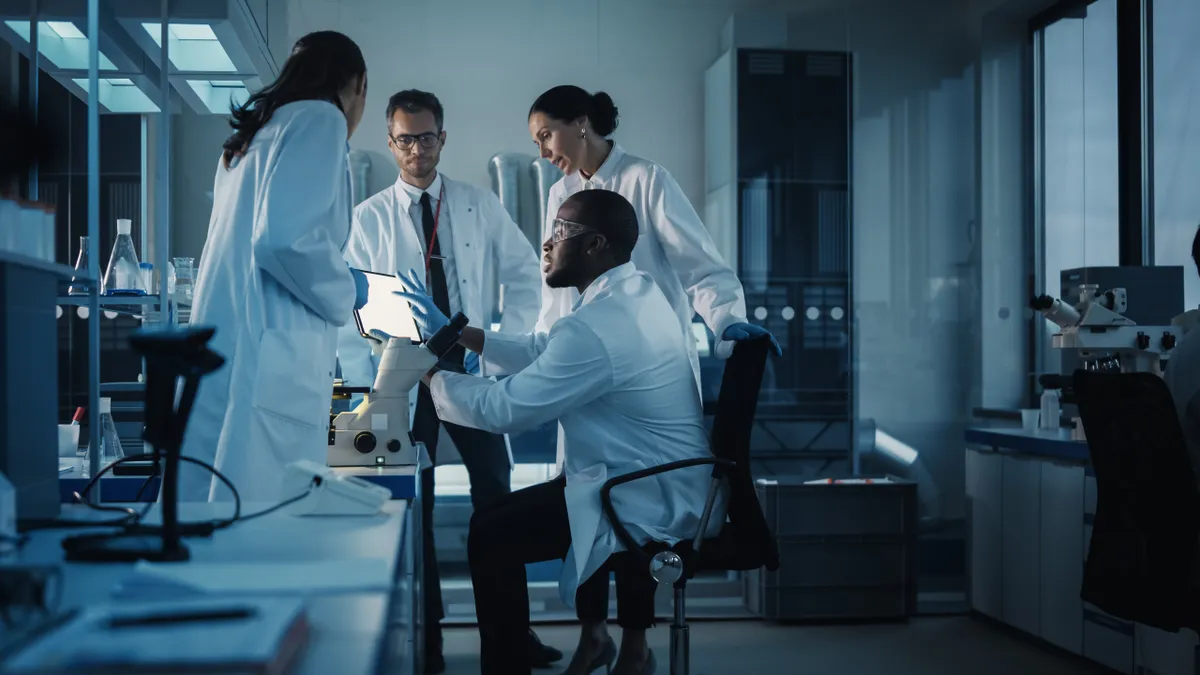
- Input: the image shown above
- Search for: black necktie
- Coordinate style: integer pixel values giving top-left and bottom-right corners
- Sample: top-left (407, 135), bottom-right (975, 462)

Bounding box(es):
top-left (419, 191), bottom-right (463, 369)
top-left (420, 191), bottom-right (452, 317)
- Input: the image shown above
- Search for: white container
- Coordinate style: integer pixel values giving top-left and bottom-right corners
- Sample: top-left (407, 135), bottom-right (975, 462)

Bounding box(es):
top-left (44, 207), bottom-right (56, 261)
top-left (0, 199), bottom-right (15, 252)
top-left (18, 203), bottom-right (41, 257)
top-left (58, 424), bottom-right (80, 457)
top-left (1039, 389), bottom-right (1060, 429)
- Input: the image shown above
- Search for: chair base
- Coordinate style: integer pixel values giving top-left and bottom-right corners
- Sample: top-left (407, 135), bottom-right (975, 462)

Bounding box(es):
top-left (669, 622), bottom-right (689, 675)
top-left (669, 583), bottom-right (689, 675)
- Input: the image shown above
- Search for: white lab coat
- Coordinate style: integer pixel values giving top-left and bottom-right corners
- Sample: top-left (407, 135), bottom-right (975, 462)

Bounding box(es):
top-left (337, 172), bottom-right (541, 389)
top-left (536, 144), bottom-right (747, 471)
top-left (178, 100), bottom-right (357, 503)
top-left (1165, 310), bottom-right (1200, 490)
top-left (429, 263), bottom-right (723, 605)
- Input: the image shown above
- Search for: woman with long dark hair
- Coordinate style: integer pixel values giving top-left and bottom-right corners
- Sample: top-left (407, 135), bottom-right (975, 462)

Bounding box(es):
top-left (177, 31), bottom-right (372, 504)
top-left (527, 86), bottom-right (780, 675)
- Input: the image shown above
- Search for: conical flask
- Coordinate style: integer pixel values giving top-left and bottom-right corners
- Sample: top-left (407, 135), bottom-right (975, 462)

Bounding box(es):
top-left (102, 219), bottom-right (145, 295)
top-left (68, 236), bottom-right (89, 295)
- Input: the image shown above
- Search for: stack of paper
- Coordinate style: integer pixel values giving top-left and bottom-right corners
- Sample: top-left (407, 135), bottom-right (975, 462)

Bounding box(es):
top-left (3, 597), bottom-right (309, 674)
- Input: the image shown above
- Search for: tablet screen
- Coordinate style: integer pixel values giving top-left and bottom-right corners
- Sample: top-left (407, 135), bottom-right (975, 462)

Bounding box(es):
top-left (352, 269), bottom-right (422, 341)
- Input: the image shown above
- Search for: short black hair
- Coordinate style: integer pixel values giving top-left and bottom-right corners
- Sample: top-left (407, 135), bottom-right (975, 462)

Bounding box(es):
top-left (1193, 224), bottom-right (1200, 278)
top-left (560, 189), bottom-right (638, 260)
top-left (386, 89), bottom-right (443, 132)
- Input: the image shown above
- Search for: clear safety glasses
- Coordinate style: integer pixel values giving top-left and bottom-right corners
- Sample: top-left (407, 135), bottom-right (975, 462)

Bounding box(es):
top-left (551, 218), bottom-right (593, 244)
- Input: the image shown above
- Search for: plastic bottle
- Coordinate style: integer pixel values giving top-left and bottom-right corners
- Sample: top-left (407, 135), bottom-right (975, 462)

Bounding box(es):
top-left (172, 256), bottom-right (195, 305)
top-left (1039, 388), bottom-right (1060, 430)
top-left (102, 219), bottom-right (145, 295)
top-left (81, 397), bottom-right (124, 477)
top-left (139, 262), bottom-right (154, 292)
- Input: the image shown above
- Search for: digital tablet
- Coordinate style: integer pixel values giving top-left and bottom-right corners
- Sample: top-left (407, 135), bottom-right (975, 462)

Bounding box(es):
top-left (352, 269), bottom-right (422, 341)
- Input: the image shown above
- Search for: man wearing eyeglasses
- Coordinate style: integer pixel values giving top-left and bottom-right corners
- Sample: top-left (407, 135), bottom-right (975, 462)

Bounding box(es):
top-left (336, 89), bottom-right (548, 673)
top-left (393, 189), bottom-right (721, 675)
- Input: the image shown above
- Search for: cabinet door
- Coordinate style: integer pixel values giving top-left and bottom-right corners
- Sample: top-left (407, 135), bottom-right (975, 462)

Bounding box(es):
top-left (1039, 461), bottom-right (1084, 654)
top-left (1136, 623), bottom-right (1198, 675)
top-left (966, 449), bottom-right (1003, 618)
top-left (1002, 454), bottom-right (1041, 635)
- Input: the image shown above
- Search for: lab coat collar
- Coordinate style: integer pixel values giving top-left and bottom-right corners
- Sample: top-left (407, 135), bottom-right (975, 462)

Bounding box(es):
top-left (568, 143), bottom-right (626, 190)
top-left (573, 262), bottom-right (637, 312)
top-left (394, 171), bottom-right (443, 211)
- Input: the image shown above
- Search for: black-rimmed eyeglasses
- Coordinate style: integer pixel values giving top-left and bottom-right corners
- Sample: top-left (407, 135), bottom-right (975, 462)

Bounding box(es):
top-left (390, 132), bottom-right (441, 150)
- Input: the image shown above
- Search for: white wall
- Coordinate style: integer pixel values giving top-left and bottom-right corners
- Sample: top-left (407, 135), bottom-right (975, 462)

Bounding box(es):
top-left (286, 0), bottom-right (824, 206)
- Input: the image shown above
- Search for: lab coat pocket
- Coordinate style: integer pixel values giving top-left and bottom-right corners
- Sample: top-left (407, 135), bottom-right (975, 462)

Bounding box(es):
top-left (250, 328), bottom-right (328, 430)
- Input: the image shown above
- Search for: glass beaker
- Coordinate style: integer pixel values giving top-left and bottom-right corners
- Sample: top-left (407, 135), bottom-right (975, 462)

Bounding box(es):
top-left (172, 257), bottom-right (195, 305)
top-left (68, 236), bottom-right (90, 295)
top-left (102, 219), bottom-right (146, 295)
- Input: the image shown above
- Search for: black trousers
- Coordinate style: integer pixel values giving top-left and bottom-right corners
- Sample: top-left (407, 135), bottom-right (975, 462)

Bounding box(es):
top-left (574, 551), bottom-right (658, 629)
top-left (468, 476), bottom-right (657, 675)
top-left (413, 384), bottom-right (511, 657)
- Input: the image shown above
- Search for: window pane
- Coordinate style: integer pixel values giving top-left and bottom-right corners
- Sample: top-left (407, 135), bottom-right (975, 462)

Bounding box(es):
top-left (1039, 0), bottom-right (1119, 373)
top-left (1152, 0), bottom-right (1200, 309)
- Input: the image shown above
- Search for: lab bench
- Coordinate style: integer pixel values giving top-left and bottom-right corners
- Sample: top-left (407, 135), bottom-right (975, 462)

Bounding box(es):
top-left (965, 426), bottom-right (1198, 675)
top-left (2, 499), bottom-right (421, 675)
top-left (58, 465), bottom-right (419, 502)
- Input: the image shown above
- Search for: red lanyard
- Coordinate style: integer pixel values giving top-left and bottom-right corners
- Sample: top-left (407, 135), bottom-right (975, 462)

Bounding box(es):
top-left (424, 183), bottom-right (446, 273)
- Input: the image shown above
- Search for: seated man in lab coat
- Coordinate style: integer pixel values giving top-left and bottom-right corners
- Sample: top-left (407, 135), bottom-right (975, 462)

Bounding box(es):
top-left (1164, 224), bottom-right (1200, 489)
top-left (395, 189), bottom-right (721, 675)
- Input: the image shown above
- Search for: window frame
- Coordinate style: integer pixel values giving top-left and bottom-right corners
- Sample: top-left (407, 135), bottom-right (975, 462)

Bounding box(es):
top-left (1027, 0), bottom-right (1155, 396)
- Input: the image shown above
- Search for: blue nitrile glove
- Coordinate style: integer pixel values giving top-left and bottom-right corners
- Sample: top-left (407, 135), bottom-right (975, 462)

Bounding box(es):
top-left (366, 329), bottom-right (394, 357)
top-left (394, 268), bottom-right (449, 339)
top-left (722, 322), bottom-right (783, 356)
top-left (351, 267), bottom-right (369, 310)
top-left (464, 350), bottom-right (480, 375)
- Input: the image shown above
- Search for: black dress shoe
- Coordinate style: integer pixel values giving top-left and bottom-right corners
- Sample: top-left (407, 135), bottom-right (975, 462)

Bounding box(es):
top-left (424, 651), bottom-right (446, 674)
top-left (529, 628), bottom-right (564, 668)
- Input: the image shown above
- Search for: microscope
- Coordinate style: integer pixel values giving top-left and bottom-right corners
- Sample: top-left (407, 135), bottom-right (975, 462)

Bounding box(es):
top-left (1032, 284), bottom-right (1182, 375)
top-left (327, 313), bottom-right (469, 467)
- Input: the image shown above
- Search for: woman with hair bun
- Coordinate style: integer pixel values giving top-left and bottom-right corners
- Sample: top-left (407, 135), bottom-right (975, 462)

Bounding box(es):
top-left (525, 86), bottom-right (780, 674)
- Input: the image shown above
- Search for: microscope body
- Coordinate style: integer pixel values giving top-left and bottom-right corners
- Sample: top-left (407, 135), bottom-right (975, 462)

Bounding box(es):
top-left (327, 312), bottom-right (469, 467)
top-left (1034, 284), bottom-right (1182, 375)
top-left (328, 338), bottom-right (433, 467)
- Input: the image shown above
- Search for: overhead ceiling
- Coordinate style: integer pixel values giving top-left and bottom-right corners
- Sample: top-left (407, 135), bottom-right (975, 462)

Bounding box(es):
top-left (0, 0), bottom-right (280, 115)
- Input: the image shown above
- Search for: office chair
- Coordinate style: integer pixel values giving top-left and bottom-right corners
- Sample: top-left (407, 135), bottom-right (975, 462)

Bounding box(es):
top-left (1072, 369), bottom-right (1200, 634)
top-left (600, 336), bottom-right (780, 675)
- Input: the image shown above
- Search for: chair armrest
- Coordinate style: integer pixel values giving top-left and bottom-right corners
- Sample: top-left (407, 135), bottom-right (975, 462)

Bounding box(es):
top-left (599, 457), bottom-right (735, 563)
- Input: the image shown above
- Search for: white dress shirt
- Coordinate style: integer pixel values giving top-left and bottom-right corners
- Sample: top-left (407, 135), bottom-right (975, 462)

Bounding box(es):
top-left (338, 171), bottom-right (541, 387)
top-left (395, 172), bottom-right (462, 315)
top-left (429, 262), bottom-right (724, 605)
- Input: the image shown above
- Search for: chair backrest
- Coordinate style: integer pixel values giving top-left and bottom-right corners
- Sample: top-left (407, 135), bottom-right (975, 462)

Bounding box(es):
top-left (701, 336), bottom-right (780, 572)
top-left (1073, 370), bottom-right (1200, 632)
